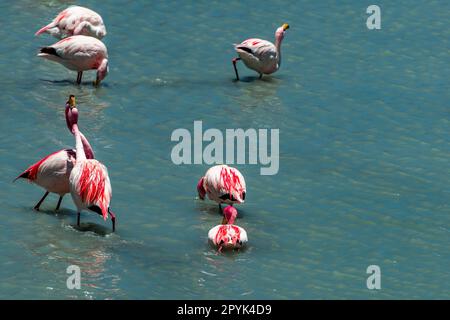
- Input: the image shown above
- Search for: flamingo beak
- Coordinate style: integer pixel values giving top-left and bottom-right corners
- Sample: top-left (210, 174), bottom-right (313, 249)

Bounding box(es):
top-left (68, 96), bottom-right (76, 108)
top-left (282, 23), bottom-right (290, 31)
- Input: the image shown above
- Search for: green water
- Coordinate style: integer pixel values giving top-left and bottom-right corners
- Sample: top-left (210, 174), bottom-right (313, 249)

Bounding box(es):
top-left (0, 0), bottom-right (449, 299)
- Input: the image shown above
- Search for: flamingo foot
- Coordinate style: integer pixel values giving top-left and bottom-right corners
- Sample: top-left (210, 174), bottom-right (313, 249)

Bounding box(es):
top-left (34, 191), bottom-right (49, 211)
top-left (232, 57), bottom-right (241, 81)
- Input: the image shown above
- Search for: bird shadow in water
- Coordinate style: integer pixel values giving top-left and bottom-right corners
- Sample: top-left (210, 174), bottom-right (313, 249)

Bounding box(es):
top-left (31, 207), bottom-right (112, 236)
top-left (39, 78), bottom-right (110, 88)
top-left (233, 76), bottom-right (278, 83)
top-left (71, 222), bottom-right (112, 237)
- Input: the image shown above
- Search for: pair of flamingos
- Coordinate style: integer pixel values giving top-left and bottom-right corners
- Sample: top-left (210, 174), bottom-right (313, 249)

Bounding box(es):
top-left (35, 5), bottom-right (289, 84)
top-left (197, 165), bottom-right (248, 251)
top-left (16, 96), bottom-right (116, 231)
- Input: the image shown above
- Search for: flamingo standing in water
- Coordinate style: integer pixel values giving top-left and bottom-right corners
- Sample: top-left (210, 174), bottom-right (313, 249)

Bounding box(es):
top-left (232, 23), bottom-right (289, 80)
top-left (208, 206), bottom-right (248, 251)
top-left (66, 106), bottom-right (116, 231)
top-left (15, 96), bottom-right (94, 211)
top-left (197, 164), bottom-right (246, 211)
top-left (38, 35), bottom-right (109, 85)
top-left (35, 5), bottom-right (107, 39)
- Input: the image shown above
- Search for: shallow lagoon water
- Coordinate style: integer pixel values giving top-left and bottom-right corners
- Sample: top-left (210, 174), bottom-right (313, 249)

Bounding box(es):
top-left (0, 0), bottom-right (449, 299)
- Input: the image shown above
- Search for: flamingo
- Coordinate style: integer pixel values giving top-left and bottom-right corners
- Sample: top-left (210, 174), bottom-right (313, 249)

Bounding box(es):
top-left (35, 5), bottom-right (106, 39)
top-left (197, 164), bottom-right (246, 211)
top-left (208, 206), bottom-right (248, 251)
top-left (15, 96), bottom-right (94, 211)
top-left (38, 35), bottom-right (109, 85)
top-left (232, 23), bottom-right (289, 80)
top-left (66, 106), bottom-right (116, 231)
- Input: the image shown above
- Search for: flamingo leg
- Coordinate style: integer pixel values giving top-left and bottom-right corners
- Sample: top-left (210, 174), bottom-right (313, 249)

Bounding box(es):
top-left (108, 208), bottom-right (116, 232)
top-left (218, 203), bottom-right (222, 213)
top-left (55, 196), bottom-right (63, 211)
top-left (76, 71), bottom-right (83, 84)
top-left (77, 212), bottom-right (81, 226)
top-left (232, 57), bottom-right (241, 81)
top-left (34, 191), bottom-right (49, 211)
top-left (259, 73), bottom-right (263, 79)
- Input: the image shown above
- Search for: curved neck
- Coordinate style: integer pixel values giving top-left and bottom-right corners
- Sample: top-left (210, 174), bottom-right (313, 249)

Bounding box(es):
top-left (72, 124), bottom-right (86, 161)
top-left (275, 34), bottom-right (283, 65)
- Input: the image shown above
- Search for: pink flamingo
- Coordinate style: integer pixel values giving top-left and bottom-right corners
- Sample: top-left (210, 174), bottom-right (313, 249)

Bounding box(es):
top-left (208, 206), bottom-right (248, 251)
top-left (197, 164), bottom-right (246, 212)
top-left (66, 106), bottom-right (116, 231)
top-left (232, 23), bottom-right (289, 80)
top-left (35, 5), bottom-right (106, 39)
top-left (38, 35), bottom-right (109, 85)
top-left (15, 96), bottom-right (94, 211)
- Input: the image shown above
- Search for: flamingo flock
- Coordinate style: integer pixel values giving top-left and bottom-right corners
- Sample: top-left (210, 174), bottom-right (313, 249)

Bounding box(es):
top-left (16, 5), bottom-right (290, 251)
top-left (36, 6), bottom-right (109, 85)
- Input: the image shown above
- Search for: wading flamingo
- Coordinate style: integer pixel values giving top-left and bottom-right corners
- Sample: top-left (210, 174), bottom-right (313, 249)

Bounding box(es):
top-left (67, 106), bottom-right (116, 231)
top-left (208, 206), bottom-right (248, 251)
top-left (197, 165), bottom-right (246, 211)
top-left (35, 5), bottom-right (106, 39)
top-left (15, 96), bottom-right (94, 211)
top-left (38, 35), bottom-right (109, 85)
top-left (232, 23), bottom-right (289, 80)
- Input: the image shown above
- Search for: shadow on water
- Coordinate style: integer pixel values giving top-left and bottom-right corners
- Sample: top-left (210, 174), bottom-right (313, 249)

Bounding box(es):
top-left (39, 78), bottom-right (111, 88)
top-left (71, 222), bottom-right (112, 237)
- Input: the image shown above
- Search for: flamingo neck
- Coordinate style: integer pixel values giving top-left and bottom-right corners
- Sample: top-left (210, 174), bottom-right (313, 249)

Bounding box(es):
top-left (275, 34), bottom-right (283, 66)
top-left (72, 124), bottom-right (86, 161)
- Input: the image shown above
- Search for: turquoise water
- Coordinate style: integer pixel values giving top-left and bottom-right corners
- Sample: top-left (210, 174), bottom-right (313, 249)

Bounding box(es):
top-left (0, 0), bottom-right (449, 299)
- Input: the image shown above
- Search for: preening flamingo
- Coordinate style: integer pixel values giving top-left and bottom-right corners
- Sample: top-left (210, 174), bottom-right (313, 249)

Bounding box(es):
top-left (35, 5), bottom-right (106, 39)
top-left (15, 96), bottom-right (94, 211)
top-left (38, 35), bottom-right (109, 85)
top-left (208, 206), bottom-right (248, 251)
top-left (232, 23), bottom-right (289, 80)
top-left (197, 164), bottom-right (246, 211)
top-left (66, 106), bottom-right (116, 231)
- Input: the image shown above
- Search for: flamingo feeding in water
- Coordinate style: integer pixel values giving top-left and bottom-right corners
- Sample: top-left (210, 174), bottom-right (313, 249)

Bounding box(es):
top-left (66, 106), bottom-right (116, 231)
top-left (38, 35), bottom-right (109, 85)
top-left (208, 206), bottom-right (248, 251)
top-left (35, 5), bottom-right (107, 39)
top-left (197, 164), bottom-right (246, 211)
top-left (232, 23), bottom-right (289, 80)
top-left (15, 96), bottom-right (94, 211)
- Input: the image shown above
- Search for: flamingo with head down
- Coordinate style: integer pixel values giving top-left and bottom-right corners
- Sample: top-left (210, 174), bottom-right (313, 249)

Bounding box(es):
top-left (66, 106), bottom-right (116, 231)
top-left (197, 164), bottom-right (246, 212)
top-left (208, 206), bottom-right (248, 251)
top-left (38, 35), bottom-right (109, 85)
top-left (15, 96), bottom-right (94, 211)
top-left (35, 5), bottom-right (107, 39)
top-left (232, 23), bottom-right (289, 80)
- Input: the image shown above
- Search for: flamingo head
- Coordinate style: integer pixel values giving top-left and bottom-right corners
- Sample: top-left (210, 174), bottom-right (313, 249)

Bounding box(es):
top-left (275, 23), bottom-right (290, 41)
top-left (94, 59), bottom-right (109, 86)
top-left (197, 177), bottom-right (206, 200)
top-left (222, 205), bottom-right (238, 225)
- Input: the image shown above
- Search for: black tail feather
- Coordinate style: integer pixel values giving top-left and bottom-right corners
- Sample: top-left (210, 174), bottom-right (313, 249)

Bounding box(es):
top-left (40, 47), bottom-right (59, 56)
